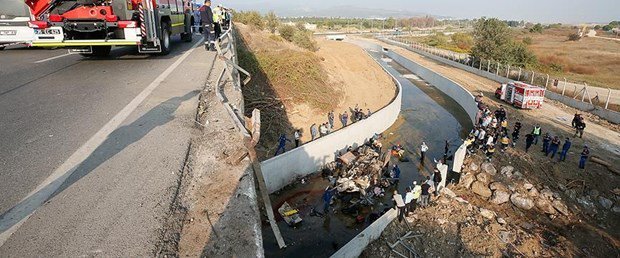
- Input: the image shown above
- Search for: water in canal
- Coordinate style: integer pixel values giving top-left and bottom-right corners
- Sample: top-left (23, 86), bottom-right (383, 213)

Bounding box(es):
top-left (262, 49), bottom-right (473, 257)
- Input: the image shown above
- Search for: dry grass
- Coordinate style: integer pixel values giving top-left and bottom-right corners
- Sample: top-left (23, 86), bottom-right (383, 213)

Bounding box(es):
top-left (515, 27), bottom-right (620, 89)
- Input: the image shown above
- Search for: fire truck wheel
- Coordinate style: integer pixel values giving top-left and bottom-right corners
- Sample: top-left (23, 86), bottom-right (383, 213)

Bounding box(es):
top-left (81, 46), bottom-right (111, 57)
top-left (181, 32), bottom-right (192, 42)
top-left (160, 22), bottom-right (171, 55)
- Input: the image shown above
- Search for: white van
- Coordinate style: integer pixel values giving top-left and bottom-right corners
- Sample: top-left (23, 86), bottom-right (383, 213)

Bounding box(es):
top-left (0, 0), bottom-right (35, 50)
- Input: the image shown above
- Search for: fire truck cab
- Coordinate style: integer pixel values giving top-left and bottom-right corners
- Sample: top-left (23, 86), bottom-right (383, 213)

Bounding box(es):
top-left (25, 0), bottom-right (194, 56)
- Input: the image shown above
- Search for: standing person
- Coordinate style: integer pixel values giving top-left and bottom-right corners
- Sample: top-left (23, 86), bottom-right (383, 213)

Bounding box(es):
top-left (511, 127), bottom-right (520, 147)
top-left (404, 187), bottom-right (413, 216)
top-left (310, 123), bottom-right (318, 141)
top-left (531, 124), bottom-right (542, 145)
top-left (199, 0), bottom-right (215, 50)
top-left (328, 111), bottom-right (335, 129)
top-left (420, 142), bottom-right (429, 161)
top-left (500, 134), bottom-right (510, 152)
top-left (419, 178), bottom-right (431, 208)
top-left (486, 144), bottom-right (496, 161)
top-left (294, 129), bottom-right (301, 147)
top-left (411, 181), bottom-right (421, 213)
top-left (559, 137), bottom-right (572, 161)
top-left (579, 146), bottom-right (590, 169)
top-left (548, 136), bottom-right (561, 158)
top-left (367, 109), bottom-right (372, 117)
top-left (575, 120), bottom-right (586, 138)
top-left (322, 186), bottom-right (335, 214)
top-left (393, 190), bottom-right (406, 222)
top-left (391, 164), bottom-right (401, 185)
top-left (432, 169), bottom-right (442, 196)
top-left (541, 133), bottom-right (551, 154)
top-left (341, 111), bottom-right (349, 127)
top-left (571, 113), bottom-right (581, 128)
top-left (212, 4), bottom-right (222, 40)
top-left (274, 134), bottom-right (291, 156)
top-left (525, 133), bottom-right (535, 152)
top-left (477, 128), bottom-right (486, 149)
top-left (500, 119), bottom-right (509, 134)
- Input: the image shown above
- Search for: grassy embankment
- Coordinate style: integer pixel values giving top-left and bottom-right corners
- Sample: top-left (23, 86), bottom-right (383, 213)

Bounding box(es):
top-left (235, 23), bottom-right (340, 158)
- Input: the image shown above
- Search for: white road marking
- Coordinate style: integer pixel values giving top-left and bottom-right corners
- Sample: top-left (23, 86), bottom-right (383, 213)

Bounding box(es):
top-left (34, 52), bottom-right (75, 64)
top-left (0, 38), bottom-right (205, 247)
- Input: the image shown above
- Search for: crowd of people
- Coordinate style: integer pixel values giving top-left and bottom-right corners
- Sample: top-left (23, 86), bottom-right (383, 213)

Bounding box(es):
top-left (197, 0), bottom-right (231, 51)
top-left (273, 105), bottom-right (373, 157)
top-left (389, 96), bottom-right (593, 222)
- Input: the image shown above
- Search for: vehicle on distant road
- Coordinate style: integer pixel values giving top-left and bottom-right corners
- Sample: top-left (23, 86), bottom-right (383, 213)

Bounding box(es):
top-left (24, 0), bottom-right (195, 56)
top-left (495, 81), bottom-right (545, 109)
top-left (0, 0), bottom-right (35, 50)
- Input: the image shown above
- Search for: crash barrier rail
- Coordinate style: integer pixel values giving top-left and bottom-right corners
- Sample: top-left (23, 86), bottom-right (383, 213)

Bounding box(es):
top-left (260, 43), bottom-right (402, 194)
top-left (214, 21), bottom-right (252, 136)
top-left (330, 208), bottom-right (398, 258)
top-left (378, 36), bottom-right (620, 124)
top-left (384, 49), bottom-right (478, 125)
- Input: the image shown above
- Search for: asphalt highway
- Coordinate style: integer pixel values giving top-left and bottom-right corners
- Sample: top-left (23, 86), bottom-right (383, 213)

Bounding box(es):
top-left (0, 35), bottom-right (213, 255)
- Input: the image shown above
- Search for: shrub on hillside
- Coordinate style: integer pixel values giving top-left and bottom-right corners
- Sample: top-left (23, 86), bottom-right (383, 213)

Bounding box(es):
top-left (234, 11), bottom-right (264, 30)
top-left (529, 23), bottom-right (544, 33)
top-left (265, 11), bottom-right (279, 34)
top-left (292, 31), bottom-right (318, 51)
top-left (522, 36), bottom-right (532, 45)
top-left (451, 32), bottom-right (474, 51)
top-left (424, 32), bottom-right (448, 47)
top-left (567, 33), bottom-right (581, 41)
top-left (471, 18), bottom-right (537, 67)
top-left (278, 24), bottom-right (296, 41)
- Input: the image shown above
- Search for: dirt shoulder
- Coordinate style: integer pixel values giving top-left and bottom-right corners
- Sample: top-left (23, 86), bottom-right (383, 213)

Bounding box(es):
top-left (236, 24), bottom-right (395, 159)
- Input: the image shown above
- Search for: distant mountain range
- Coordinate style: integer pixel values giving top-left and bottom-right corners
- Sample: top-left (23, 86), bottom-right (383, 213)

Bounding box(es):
top-left (230, 3), bottom-right (450, 19)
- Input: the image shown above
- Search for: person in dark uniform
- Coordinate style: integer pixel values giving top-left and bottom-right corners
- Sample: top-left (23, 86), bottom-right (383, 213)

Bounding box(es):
top-left (199, 0), bottom-right (214, 50)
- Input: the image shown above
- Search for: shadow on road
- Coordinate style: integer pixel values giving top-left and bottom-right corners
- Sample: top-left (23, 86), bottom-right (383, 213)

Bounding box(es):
top-left (0, 90), bottom-right (198, 235)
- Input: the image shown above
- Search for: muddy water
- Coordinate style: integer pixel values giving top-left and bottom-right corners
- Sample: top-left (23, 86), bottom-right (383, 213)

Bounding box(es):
top-left (261, 49), bottom-right (473, 257)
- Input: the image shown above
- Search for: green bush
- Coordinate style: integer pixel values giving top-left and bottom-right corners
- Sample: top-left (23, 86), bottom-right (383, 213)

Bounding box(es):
top-left (451, 32), bottom-right (474, 50)
top-left (278, 24), bottom-right (296, 41)
top-left (529, 23), bottom-right (544, 33)
top-left (471, 18), bottom-right (537, 67)
top-left (424, 32), bottom-right (448, 47)
top-left (567, 33), bottom-right (581, 41)
top-left (234, 11), bottom-right (264, 30)
top-left (292, 31), bottom-right (318, 51)
top-left (265, 11), bottom-right (279, 34)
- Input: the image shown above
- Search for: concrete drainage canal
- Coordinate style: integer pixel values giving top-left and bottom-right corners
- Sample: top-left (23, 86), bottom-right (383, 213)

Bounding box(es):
top-left (261, 45), bottom-right (474, 257)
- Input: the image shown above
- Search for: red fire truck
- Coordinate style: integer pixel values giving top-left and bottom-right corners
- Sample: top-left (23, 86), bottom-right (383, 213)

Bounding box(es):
top-left (494, 81), bottom-right (545, 109)
top-left (24, 0), bottom-right (194, 56)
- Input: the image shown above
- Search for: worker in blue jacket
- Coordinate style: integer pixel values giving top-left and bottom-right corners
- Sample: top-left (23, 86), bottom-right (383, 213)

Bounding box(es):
top-left (559, 137), bottom-right (572, 161)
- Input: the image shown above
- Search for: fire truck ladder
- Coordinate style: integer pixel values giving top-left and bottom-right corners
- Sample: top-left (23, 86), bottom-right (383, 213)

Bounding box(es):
top-left (138, 0), bottom-right (161, 53)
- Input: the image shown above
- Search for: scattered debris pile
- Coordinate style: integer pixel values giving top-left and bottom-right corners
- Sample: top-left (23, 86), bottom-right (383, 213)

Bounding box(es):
top-left (331, 145), bottom-right (390, 196)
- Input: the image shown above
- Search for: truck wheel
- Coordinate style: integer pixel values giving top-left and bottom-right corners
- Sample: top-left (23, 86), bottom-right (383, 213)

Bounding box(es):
top-left (181, 32), bottom-right (193, 42)
top-left (160, 23), bottom-right (171, 55)
top-left (81, 46), bottom-right (111, 57)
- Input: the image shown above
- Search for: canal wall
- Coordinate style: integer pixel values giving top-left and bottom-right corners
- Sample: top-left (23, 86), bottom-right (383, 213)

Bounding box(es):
top-left (385, 50), bottom-right (478, 124)
top-left (330, 208), bottom-right (398, 258)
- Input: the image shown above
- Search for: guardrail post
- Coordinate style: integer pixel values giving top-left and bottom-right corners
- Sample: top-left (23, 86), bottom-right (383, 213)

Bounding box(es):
top-left (479, 59), bottom-right (482, 70)
top-left (531, 71), bottom-right (535, 84)
top-left (605, 88), bottom-right (611, 109)
top-left (506, 64), bottom-right (510, 78)
top-left (545, 74), bottom-right (549, 89)
top-left (487, 60), bottom-right (490, 72)
top-left (496, 62), bottom-right (500, 75)
top-left (518, 68), bottom-right (522, 81)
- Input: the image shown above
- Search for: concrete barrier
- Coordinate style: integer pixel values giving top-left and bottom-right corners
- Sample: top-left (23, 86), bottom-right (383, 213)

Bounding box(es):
top-left (385, 50), bottom-right (478, 125)
top-left (379, 37), bottom-right (620, 124)
top-left (260, 48), bottom-right (402, 194)
top-left (330, 208), bottom-right (398, 258)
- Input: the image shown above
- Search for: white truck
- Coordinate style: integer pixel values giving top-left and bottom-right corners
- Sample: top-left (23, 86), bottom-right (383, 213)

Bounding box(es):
top-left (0, 0), bottom-right (35, 50)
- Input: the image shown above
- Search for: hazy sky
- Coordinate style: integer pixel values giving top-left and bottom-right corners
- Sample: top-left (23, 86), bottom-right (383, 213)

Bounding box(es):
top-left (216, 0), bottom-right (618, 24)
